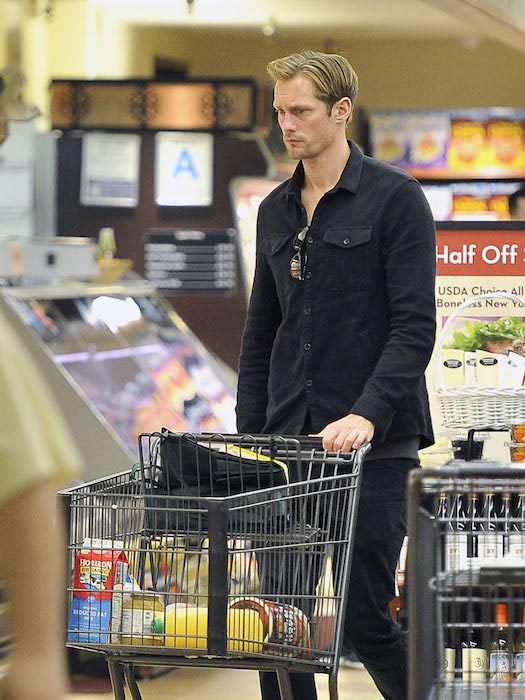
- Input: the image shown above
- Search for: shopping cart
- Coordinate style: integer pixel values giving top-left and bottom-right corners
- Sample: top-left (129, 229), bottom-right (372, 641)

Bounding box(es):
top-left (61, 432), bottom-right (368, 700)
top-left (408, 462), bottom-right (525, 700)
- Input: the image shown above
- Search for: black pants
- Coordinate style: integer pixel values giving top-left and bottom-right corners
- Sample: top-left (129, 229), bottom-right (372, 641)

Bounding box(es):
top-left (259, 456), bottom-right (417, 700)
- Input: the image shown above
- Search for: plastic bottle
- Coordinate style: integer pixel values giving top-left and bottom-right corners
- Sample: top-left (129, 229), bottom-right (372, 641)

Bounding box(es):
top-left (162, 605), bottom-right (265, 652)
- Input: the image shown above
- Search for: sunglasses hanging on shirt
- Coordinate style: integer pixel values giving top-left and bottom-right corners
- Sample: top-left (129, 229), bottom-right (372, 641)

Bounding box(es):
top-left (290, 226), bottom-right (310, 280)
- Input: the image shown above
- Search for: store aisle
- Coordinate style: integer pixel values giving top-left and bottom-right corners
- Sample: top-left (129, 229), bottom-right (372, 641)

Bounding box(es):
top-left (67, 665), bottom-right (380, 700)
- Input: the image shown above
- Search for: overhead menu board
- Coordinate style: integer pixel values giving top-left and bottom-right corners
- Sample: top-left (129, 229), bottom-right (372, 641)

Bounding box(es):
top-left (144, 228), bottom-right (237, 294)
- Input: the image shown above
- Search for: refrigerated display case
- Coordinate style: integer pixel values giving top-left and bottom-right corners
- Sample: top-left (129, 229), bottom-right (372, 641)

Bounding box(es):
top-left (0, 280), bottom-right (237, 480)
top-left (230, 175), bottom-right (285, 302)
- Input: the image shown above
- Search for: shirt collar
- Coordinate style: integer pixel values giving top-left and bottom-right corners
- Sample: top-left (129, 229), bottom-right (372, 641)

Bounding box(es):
top-left (284, 139), bottom-right (364, 202)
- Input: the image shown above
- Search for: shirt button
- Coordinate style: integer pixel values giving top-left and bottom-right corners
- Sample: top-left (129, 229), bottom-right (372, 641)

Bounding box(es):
top-left (307, 236), bottom-right (314, 244)
top-left (306, 271), bottom-right (312, 279)
top-left (304, 307), bottom-right (311, 315)
top-left (304, 343), bottom-right (311, 351)
top-left (343, 238), bottom-right (350, 245)
top-left (305, 379), bottom-right (313, 387)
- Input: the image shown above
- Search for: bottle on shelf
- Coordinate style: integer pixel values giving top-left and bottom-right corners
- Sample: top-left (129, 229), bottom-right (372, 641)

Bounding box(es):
top-left (461, 603), bottom-right (487, 682)
top-left (97, 227), bottom-right (117, 260)
top-left (436, 491), bottom-right (449, 572)
top-left (446, 491), bottom-right (468, 571)
top-left (467, 491), bottom-right (481, 560)
top-left (514, 603), bottom-right (525, 680)
top-left (509, 491), bottom-right (525, 559)
top-left (479, 492), bottom-right (501, 561)
top-left (500, 491), bottom-right (513, 557)
top-left (489, 602), bottom-right (513, 682)
top-left (444, 621), bottom-right (459, 683)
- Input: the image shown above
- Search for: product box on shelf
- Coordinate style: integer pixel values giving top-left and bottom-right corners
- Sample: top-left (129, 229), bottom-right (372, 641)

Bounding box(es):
top-left (449, 181), bottom-right (520, 220)
top-left (447, 108), bottom-right (488, 171)
top-left (369, 111), bottom-right (409, 168)
top-left (485, 107), bottom-right (525, 170)
top-left (407, 110), bottom-right (450, 170)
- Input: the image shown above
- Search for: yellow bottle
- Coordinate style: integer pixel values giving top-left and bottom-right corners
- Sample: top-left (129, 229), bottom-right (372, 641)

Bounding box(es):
top-left (162, 605), bottom-right (264, 652)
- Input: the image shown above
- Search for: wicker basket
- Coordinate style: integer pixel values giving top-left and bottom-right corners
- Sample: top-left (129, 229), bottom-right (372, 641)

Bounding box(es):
top-left (435, 292), bottom-right (525, 429)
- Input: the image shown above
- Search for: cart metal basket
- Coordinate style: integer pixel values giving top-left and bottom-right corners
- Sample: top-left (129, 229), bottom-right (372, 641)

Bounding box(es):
top-left (61, 433), bottom-right (367, 700)
top-left (408, 463), bottom-right (525, 700)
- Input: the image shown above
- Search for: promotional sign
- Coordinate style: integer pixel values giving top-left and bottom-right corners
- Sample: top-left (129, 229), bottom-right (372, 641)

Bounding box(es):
top-left (155, 132), bottom-right (213, 207)
top-left (80, 132), bottom-right (140, 207)
top-left (431, 221), bottom-right (525, 458)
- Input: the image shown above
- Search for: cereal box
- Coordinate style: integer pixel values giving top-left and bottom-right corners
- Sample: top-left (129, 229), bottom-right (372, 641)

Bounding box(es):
top-left (447, 108), bottom-right (488, 171)
top-left (486, 107), bottom-right (525, 169)
top-left (370, 111), bottom-right (409, 168)
top-left (407, 110), bottom-right (450, 170)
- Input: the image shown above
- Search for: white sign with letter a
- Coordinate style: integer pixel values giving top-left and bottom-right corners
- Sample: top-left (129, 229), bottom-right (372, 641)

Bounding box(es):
top-left (155, 132), bottom-right (214, 207)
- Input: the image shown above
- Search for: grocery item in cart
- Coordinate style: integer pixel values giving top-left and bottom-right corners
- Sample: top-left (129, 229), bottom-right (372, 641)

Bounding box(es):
top-left (68, 538), bottom-right (130, 643)
top-left (151, 432), bottom-right (289, 528)
top-left (119, 591), bottom-right (165, 646)
top-left (161, 597), bottom-right (311, 656)
top-left (157, 432), bottom-right (288, 497)
top-left (163, 604), bottom-right (265, 652)
top-left (146, 535), bottom-right (259, 602)
top-left (230, 596), bottom-right (311, 657)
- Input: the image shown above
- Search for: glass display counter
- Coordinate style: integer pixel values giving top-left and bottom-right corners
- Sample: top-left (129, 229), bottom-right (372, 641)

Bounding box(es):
top-left (0, 280), bottom-right (237, 479)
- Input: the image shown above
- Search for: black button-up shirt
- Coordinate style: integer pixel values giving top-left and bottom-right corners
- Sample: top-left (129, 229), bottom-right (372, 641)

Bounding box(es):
top-left (236, 141), bottom-right (436, 450)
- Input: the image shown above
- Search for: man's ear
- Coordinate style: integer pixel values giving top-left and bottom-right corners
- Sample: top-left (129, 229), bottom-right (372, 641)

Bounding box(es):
top-left (333, 97), bottom-right (352, 123)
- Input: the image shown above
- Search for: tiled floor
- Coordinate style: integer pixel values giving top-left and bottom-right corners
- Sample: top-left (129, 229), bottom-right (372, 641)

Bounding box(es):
top-left (67, 663), bottom-right (380, 700)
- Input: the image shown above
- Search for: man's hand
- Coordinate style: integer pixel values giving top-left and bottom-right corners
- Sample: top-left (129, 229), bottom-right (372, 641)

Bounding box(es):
top-left (311, 413), bottom-right (375, 451)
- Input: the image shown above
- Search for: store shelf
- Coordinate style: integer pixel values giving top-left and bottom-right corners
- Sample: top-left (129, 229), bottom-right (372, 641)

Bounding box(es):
top-left (429, 682), bottom-right (525, 700)
top-left (408, 166), bottom-right (525, 180)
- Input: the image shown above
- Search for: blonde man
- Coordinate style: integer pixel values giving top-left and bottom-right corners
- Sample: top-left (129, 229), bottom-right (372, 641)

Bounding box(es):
top-left (236, 51), bottom-right (436, 700)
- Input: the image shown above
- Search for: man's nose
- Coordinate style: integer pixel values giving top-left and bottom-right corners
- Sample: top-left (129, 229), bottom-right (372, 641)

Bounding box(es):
top-left (281, 113), bottom-right (296, 131)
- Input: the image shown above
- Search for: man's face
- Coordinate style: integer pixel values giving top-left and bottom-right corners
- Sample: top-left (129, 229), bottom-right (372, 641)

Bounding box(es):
top-left (511, 196), bottom-right (525, 220)
top-left (273, 74), bottom-right (342, 161)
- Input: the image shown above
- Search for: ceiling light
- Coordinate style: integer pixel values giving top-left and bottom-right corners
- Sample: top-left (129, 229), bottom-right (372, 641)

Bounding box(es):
top-left (262, 18), bottom-right (276, 37)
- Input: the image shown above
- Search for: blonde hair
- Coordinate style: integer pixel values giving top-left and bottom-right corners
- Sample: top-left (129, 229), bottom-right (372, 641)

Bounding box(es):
top-left (267, 50), bottom-right (358, 117)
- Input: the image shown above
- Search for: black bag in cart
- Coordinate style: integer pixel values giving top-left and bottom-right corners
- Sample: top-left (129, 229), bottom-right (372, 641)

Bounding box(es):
top-left (147, 431), bottom-right (289, 530)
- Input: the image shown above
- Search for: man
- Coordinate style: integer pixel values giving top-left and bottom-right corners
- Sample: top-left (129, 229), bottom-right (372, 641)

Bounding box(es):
top-left (509, 186), bottom-right (525, 220)
top-left (236, 51), bottom-right (436, 700)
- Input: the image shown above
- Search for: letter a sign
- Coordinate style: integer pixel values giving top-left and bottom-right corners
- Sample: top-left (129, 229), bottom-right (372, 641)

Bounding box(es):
top-left (155, 132), bottom-right (213, 206)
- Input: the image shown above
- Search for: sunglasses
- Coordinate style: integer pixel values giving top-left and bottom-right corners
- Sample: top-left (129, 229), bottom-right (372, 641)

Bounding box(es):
top-left (290, 226), bottom-right (310, 280)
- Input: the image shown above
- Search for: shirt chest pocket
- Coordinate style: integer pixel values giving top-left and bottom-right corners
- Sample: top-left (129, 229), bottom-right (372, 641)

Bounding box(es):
top-left (258, 233), bottom-right (296, 297)
top-left (321, 226), bottom-right (372, 291)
